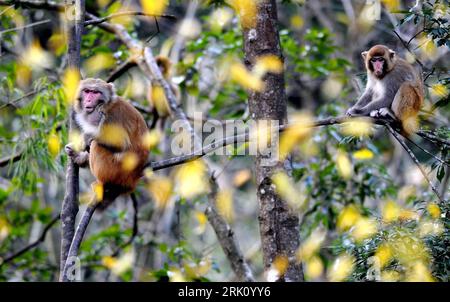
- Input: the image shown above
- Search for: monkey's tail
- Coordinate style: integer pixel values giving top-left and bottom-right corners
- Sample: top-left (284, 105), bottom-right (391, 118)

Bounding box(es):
top-left (401, 115), bottom-right (420, 137)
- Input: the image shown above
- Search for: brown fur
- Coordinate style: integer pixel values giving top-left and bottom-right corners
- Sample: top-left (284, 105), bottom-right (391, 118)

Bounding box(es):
top-left (67, 79), bottom-right (149, 206)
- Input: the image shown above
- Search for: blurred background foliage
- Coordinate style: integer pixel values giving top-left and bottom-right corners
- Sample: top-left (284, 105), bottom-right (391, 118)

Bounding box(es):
top-left (0, 0), bottom-right (449, 281)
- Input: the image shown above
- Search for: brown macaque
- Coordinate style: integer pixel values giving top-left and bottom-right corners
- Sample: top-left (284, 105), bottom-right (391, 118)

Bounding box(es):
top-left (147, 55), bottom-right (180, 122)
top-left (66, 78), bottom-right (149, 205)
top-left (346, 45), bottom-right (424, 135)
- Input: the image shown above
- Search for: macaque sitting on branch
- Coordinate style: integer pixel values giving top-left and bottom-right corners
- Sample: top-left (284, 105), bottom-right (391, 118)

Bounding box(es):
top-left (346, 45), bottom-right (424, 135)
top-left (66, 78), bottom-right (149, 206)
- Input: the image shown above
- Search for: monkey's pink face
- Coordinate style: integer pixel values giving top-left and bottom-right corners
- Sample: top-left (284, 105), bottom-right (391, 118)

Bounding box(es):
top-left (370, 57), bottom-right (386, 77)
top-left (82, 89), bottom-right (103, 113)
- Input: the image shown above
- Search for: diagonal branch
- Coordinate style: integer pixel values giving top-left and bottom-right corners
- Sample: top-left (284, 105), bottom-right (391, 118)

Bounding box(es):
top-left (385, 124), bottom-right (444, 203)
top-left (0, 215), bottom-right (60, 267)
top-left (205, 177), bottom-right (255, 282)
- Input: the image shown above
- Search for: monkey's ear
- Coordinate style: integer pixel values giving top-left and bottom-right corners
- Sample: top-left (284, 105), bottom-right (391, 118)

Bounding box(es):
top-left (389, 49), bottom-right (396, 59)
top-left (107, 82), bottom-right (117, 99)
top-left (361, 51), bottom-right (368, 59)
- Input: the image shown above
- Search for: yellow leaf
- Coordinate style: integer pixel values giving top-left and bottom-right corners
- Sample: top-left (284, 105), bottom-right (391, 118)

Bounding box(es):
top-left (405, 261), bottom-right (435, 282)
top-left (150, 85), bottom-right (170, 116)
top-left (382, 200), bottom-right (401, 223)
top-left (290, 15), bottom-right (304, 29)
top-left (353, 148), bottom-right (374, 160)
top-left (63, 68), bottom-right (80, 105)
top-left (194, 211), bottom-right (208, 234)
top-left (230, 63), bottom-right (264, 91)
top-left (305, 256), bottom-right (323, 279)
top-left (418, 220), bottom-right (444, 237)
top-left (147, 176), bottom-right (173, 209)
top-left (16, 63), bottom-right (32, 88)
top-left (141, 130), bottom-right (162, 150)
top-left (398, 209), bottom-right (419, 221)
top-left (210, 7), bottom-right (233, 31)
top-left (0, 217), bottom-right (11, 242)
top-left (175, 160), bottom-right (209, 199)
top-left (92, 182), bottom-right (104, 202)
top-left (233, 169), bottom-right (252, 187)
top-left (168, 268), bottom-right (186, 282)
top-left (336, 150), bottom-right (352, 179)
top-left (47, 134), bottom-right (61, 157)
top-left (228, 0), bottom-right (257, 29)
top-left (216, 190), bottom-right (234, 223)
top-left (20, 40), bottom-right (54, 69)
top-left (98, 124), bottom-right (129, 149)
top-left (272, 255), bottom-right (289, 275)
top-left (381, 0), bottom-right (400, 11)
top-left (253, 55), bottom-right (283, 77)
top-left (102, 252), bottom-right (134, 276)
top-left (141, 0), bottom-right (168, 15)
top-left (341, 117), bottom-right (373, 136)
top-left (337, 205), bottom-right (360, 231)
top-left (380, 270), bottom-right (401, 282)
top-left (279, 113), bottom-right (314, 159)
top-left (327, 254), bottom-right (355, 282)
top-left (84, 53), bottom-right (116, 75)
top-left (121, 152), bottom-right (139, 172)
top-left (322, 76), bottom-right (343, 99)
top-left (375, 243), bottom-right (393, 268)
top-left (351, 217), bottom-right (377, 242)
top-left (296, 229), bottom-right (326, 261)
top-left (427, 203), bottom-right (441, 219)
top-left (430, 84), bottom-right (448, 98)
top-left (272, 172), bottom-right (306, 210)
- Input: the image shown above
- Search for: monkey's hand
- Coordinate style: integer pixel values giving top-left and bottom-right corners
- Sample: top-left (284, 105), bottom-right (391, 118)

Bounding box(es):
top-left (370, 108), bottom-right (396, 121)
top-left (346, 107), bottom-right (362, 117)
top-left (65, 143), bottom-right (90, 167)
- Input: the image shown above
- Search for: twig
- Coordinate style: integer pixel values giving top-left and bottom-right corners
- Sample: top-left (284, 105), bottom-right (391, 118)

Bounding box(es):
top-left (84, 11), bottom-right (176, 26)
top-left (205, 177), bottom-right (255, 282)
top-left (106, 58), bottom-right (137, 83)
top-left (0, 215), bottom-right (60, 267)
top-left (417, 131), bottom-right (450, 148)
top-left (385, 124), bottom-right (444, 203)
top-left (111, 193), bottom-right (139, 257)
top-left (403, 135), bottom-right (450, 166)
top-left (392, 30), bottom-right (424, 68)
top-left (0, 152), bottom-right (22, 167)
top-left (0, 19), bottom-right (50, 34)
top-left (0, 0), bottom-right (64, 11)
top-left (0, 85), bottom-right (48, 110)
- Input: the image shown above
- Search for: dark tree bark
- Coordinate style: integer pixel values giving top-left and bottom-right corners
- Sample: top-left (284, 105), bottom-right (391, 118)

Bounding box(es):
top-left (59, 0), bottom-right (85, 282)
top-left (241, 0), bottom-right (303, 281)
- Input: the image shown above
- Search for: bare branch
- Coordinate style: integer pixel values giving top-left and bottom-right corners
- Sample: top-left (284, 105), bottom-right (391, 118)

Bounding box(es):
top-left (0, 215), bottom-right (60, 267)
top-left (0, 0), bottom-right (64, 11)
top-left (106, 58), bottom-right (137, 83)
top-left (111, 193), bottom-right (139, 257)
top-left (84, 11), bottom-right (176, 26)
top-left (385, 124), bottom-right (444, 203)
top-left (205, 177), bottom-right (255, 282)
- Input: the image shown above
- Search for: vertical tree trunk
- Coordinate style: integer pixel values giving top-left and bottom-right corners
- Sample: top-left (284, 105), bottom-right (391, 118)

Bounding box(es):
top-left (59, 0), bottom-right (85, 282)
top-left (241, 0), bottom-right (303, 281)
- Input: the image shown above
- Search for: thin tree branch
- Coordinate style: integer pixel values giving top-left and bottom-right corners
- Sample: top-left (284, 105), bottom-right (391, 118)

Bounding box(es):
top-left (205, 177), bottom-right (255, 282)
top-left (0, 0), bottom-right (64, 11)
top-left (0, 215), bottom-right (60, 267)
top-left (0, 152), bottom-right (22, 167)
top-left (0, 19), bottom-right (50, 34)
top-left (111, 193), bottom-right (139, 257)
top-left (106, 58), bottom-right (137, 83)
top-left (385, 124), bottom-right (444, 203)
top-left (84, 11), bottom-right (176, 26)
top-left (393, 30), bottom-right (424, 68)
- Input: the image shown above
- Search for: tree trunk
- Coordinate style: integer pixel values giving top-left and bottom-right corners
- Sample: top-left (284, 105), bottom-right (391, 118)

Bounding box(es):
top-left (241, 0), bottom-right (303, 281)
top-left (59, 0), bottom-right (85, 282)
